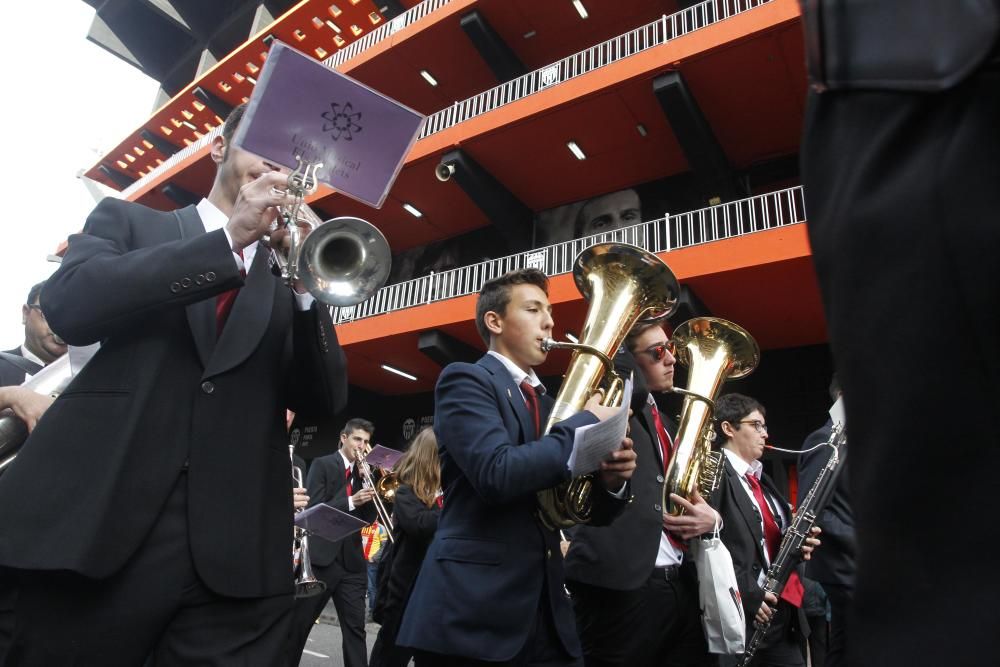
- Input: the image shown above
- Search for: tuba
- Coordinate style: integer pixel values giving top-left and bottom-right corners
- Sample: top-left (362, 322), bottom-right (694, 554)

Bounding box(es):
top-left (662, 317), bottom-right (759, 515)
top-left (265, 157), bottom-right (391, 307)
top-left (537, 243), bottom-right (679, 529)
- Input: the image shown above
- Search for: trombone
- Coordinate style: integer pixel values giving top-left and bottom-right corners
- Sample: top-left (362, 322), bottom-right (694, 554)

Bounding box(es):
top-left (357, 444), bottom-right (395, 543)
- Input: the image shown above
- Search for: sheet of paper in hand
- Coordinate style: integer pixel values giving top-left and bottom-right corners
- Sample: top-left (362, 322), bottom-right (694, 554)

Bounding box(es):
top-left (231, 40), bottom-right (425, 208)
top-left (365, 444), bottom-right (405, 470)
top-left (295, 503), bottom-right (369, 542)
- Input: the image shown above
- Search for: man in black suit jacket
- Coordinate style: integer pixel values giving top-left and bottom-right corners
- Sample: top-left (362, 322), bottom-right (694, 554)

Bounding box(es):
top-left (712, 394), bottom-right (818, 667)
top-left (0, 103), bottom-right (347, 666)
top-left (797, 380), bottom-right (852, 667)
top-left (801, 2), bottom-right (999, 665)
top-left (397, 268), bottom-right (637, 666)
top-left (288, 417), bottom-right (377, 667)
top-left (565, 322), bottom-right (720, 667)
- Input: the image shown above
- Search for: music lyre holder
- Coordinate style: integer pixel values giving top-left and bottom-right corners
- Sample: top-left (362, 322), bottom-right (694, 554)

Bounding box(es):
top-left (269, 155), bottom-right (324, 286)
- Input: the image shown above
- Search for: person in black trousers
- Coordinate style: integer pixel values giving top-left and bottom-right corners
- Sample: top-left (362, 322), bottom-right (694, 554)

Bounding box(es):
top-left (287, 418), bottom-right (377, 667)
top-left (800, 2), bottom-right (1000, 664)
top-left (370, 427), bottom-right (442, 667)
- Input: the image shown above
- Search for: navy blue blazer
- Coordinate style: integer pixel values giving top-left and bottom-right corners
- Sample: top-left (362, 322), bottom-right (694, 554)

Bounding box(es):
top-left (397, 353), bottom-right (625, 661)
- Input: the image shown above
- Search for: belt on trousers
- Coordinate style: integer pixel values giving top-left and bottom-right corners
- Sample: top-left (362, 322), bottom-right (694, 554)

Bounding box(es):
top-left (651, 565), bottom-right (682, 581)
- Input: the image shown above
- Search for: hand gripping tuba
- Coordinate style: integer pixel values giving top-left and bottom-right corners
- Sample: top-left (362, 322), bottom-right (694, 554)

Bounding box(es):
top-left (662, 317), bottom-right (759, 516)
top-left (537, 243), bottom-right (679, 529)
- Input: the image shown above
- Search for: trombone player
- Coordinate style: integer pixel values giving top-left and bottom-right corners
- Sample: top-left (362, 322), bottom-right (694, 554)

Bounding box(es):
top-left (0, 103), bottom-right (348, 666)
top-left (287, 417), bottom-right (378, 667)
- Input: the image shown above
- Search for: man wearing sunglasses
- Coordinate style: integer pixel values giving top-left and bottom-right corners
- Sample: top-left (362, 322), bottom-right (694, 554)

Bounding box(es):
top-left (565, 321), bottom-right (722, 666)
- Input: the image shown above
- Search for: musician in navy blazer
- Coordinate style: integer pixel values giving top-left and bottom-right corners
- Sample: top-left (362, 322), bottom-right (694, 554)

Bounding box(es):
top-left (397, 268), bottom-right (637, 667)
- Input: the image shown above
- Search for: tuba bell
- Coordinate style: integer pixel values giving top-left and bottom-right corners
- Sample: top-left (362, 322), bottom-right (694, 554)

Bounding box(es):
top-left (662, 317), bottom-right (759, 516)
top-left (537, 243), bottom-right (679, 529)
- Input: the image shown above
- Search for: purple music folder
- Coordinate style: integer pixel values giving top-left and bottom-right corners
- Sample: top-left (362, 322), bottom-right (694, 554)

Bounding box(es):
top-left (295, 503), bottom-right (369, 542)
top-left (365, 444), bottom-right (404, 470)
top-left (232, 40), bottom-right (425, 208)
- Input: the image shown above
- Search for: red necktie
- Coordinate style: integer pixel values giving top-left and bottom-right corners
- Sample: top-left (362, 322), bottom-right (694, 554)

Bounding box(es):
top-left (746, 472), bottom-right (804, 607)
top-left (520, 380), bottom-right (540, 440)
top-left (215, 248), bottom-right (245, 334)
top-left (649, 404), bottom-right (673, 472)
top-left (344, 465), bottom-right (353, 499)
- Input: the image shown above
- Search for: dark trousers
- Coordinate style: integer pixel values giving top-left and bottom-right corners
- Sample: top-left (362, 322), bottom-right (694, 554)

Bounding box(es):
top-left (0, 571), bottom-right (12, 665)
top-left (2, 472), bottom-right (292, 667)
top-left (822, 585), bottom-right (851, 667)
top-left (288, 559), bottom-right (367, 667)
top-left (413, 601), bottom-right (581, 667)
top-left (803, 65), bottom-right (1000, 667)
top-left (568, 563), bottom-right (715, 667)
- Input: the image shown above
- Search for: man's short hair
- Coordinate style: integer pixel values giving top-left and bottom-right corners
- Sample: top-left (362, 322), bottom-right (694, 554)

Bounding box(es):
top-left (624, 321), bottom-right (664, 353)
top-left (221, 103), bottom-right (248, 155)
top-left (26, 281), bottom-right (46, 307)
top-left (474, 268), bottom-right (549, 345)
top-left (713, 393), bottom-right (765, 442)
top-left (340, 417), bottom-right (374, 439)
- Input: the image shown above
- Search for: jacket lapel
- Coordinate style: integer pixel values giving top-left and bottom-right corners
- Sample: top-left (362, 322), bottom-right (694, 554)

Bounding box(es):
top-left (174, 206), bottom-right (215, 368)
top-left (479, 354), bottom-right (535, 443)
top-left (203, 249), bottom-right (276, 379)
top-left (725, 460), bottom-right (768, 565)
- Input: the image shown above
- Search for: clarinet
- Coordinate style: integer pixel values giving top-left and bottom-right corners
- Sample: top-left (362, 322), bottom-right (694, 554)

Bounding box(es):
top-left (738, 421), bottom-right (847, 666)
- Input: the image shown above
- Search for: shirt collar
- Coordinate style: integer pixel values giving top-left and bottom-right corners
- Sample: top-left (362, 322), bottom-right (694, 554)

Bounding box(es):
top-left (338, 449), bottom-right (353, 470)
top-left (487, 350), bottom-right (544, 392)
top-left (19, 345), bottom-right (44, 368)
top-left (724, 447), bottom-right (762, 479)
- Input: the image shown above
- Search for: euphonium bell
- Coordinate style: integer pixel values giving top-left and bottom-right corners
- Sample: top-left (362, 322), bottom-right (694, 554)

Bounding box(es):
top-left (537, 243), bottom-right (680, 529)
top-left (662, 317), bottom-right (759, 516)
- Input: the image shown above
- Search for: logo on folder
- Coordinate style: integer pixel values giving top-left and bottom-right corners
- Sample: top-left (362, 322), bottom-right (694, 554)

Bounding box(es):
top-left (321, 101), bottom-right (363, 141)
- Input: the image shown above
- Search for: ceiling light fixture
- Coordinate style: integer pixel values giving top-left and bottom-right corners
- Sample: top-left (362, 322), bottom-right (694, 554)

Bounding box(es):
top-left (325, 20), bottom-right (342, 33)
top-left (636, 123), bottom-right (648, 137)
top-left (420, 70), bottom-right (439, 86)
top-left (181, 120), bottom-right (197, 130)
top-left (567, 141), bottom-right (586, 160)
top-left (382, 364), bottom-right (418, 381)
top-left (572, 0), bottom-right (589, 19)
top-left (403, 203), bottom-right (423, 217)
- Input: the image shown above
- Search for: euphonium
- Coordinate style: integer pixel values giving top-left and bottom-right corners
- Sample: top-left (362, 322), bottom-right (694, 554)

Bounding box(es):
top-left (265, 157), bottom-right (391, 306)
top-left (537, 243), bottom-right (679, 529)
top-left (662, 317), bottom-right (759, 516)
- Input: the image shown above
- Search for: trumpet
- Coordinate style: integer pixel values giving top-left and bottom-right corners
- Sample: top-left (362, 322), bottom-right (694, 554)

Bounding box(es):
top-left (290, 444), bottom-right (325, 599)
top-left (357, 445), bottom-right (395, 543)
top-left (263, 156), bottom-right (391, 307)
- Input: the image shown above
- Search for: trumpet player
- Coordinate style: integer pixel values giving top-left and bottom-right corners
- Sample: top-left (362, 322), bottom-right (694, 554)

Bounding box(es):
top-left (287, 418), bottom-right (377, 667)
top-left (0, 102), bottom-right (348, 667)
top-left (565, 322), bottom-right (721, 667)
top-left (397, 269), bottom-right (637, 667)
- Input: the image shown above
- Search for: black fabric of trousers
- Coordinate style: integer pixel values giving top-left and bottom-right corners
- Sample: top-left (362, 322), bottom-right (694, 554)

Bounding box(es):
top-left (413, 596), bottom-right (581, 667)
top-left (287, 559), bottom-right (367, 667)
top-left (0, 571), bottom-right (12, 665)
top-left (802, 66), bottom-right (1000, 667)
top-left (369, 596), bottom-right (412, 667)
top-left (2, 471), bottom-right (293, 667)
top-left (822, 585), bottom-right (851, 667)
top-left (801, 615), bottom-right (828, 667)
top-left (567, 563), bottom-right (715, 667)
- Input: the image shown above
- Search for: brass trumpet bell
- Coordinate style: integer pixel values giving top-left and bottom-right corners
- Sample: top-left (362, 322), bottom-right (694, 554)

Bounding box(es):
top-left (298, 216), bottom-right (391, 307)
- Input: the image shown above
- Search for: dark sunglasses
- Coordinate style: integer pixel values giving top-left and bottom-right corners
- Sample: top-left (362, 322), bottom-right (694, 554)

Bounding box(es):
top-left (639, 341), bottom-right (676, 362)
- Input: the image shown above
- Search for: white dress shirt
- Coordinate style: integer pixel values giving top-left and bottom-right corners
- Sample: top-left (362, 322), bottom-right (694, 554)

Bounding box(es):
top-left (18, 345), bottom-right (44, 375)
top-left (723, 448), bottom-right (789, 583)
top-left (651, 395), bottom-right (684, 567)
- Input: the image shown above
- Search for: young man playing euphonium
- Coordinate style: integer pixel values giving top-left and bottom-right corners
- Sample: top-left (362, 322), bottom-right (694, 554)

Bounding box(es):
top-left (397, 268), bottom-right (637, 667)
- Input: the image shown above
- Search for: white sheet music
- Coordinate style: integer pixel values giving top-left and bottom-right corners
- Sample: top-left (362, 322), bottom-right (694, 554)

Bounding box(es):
top-left (566, 378), bottom-right (632, 477)
top-left (828, 396), bottom-right (846, 426)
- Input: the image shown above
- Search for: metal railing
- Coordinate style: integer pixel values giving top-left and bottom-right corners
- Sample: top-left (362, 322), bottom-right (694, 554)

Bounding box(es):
top-left (119, 0), bottom-right (774, 198)
top-left (329, 185), bottom-right (806, 324)
top-left (323, 0), bottom-right (453, 69)
top-left (419, 0), bottom-right (773, 138)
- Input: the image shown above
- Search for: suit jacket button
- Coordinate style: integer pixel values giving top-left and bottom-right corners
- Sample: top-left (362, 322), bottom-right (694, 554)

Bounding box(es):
top-left (169, 281), bottom-right (181, 293)
top-left (546, 549), bottom-right (552, 559)
top-left (205, 271), bottom-right (217, 282)
top-left (181, 277), bottom-right (192, 288)
top-left (654, 503), bottom-right (662, 512)
top-left (656, 475), bottom-right (664, 483)
top-left (195, 274), bottom-right (205, 285)
top-left (201, 381), bottom-right (215, 394)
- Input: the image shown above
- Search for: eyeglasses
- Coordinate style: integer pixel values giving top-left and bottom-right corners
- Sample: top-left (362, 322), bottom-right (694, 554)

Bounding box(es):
top-left (738, 420), bottom-right (768, 434)
top-left (638, 341), bottom-right (676, 362)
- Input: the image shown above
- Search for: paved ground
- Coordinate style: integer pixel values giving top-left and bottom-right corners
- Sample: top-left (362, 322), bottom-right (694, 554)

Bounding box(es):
top-left (295, 602), bottom-right (414, 666)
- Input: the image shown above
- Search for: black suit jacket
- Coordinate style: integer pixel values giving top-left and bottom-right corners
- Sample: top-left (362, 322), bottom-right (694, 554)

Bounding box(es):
top-left (0, 348), bottom-right (35, 387)
top-left (305, 451), bottom-right (376, 572)
top-left (565, 398), bottom-right (674, 590)
top-left (397, 353), bottom-right (626, 661)
top-left (714, 457), bottom-right (806, 643)
top-left (0, 197), bottom-right (347, 598)
top-left (798, 419), bottom-right (855, 588)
